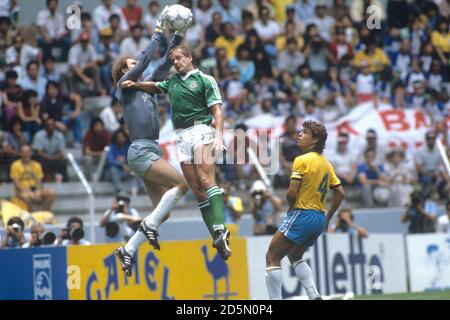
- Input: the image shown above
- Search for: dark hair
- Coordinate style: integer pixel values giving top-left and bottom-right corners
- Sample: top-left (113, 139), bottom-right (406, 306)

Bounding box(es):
top-left (302, 120), bottom-right (327, 153)
top-left (43, 55), bottom-right (56, 64)
top-left (26, 60), bottom-right (40, 71)
top-left (111, 97), bottom-right (120, 106)
top-left (338, 208), bottom-right (354, 220)
top-left (109, 13), bottom-right (120, 22)
top-left (285, 115), bottom-right (296, 125)
top-left (5, 70), bottom-right (18, 80)
top-left (67, 216), bottom-right (84, 229)
top-left (130, 24), bottom-right (143, 32)
top-left (47, 0), bottom-right (57, 6)
top-left (81, 12), bottom-right (92, 21)
top-left (111, 55), bottom-right (131, 85)
top-left (116, 190), bottom-right (130, 204)
top-left (7, 216), bottom-right (25, 230)
top-left (46, 80), bottom-right (59, 93)
top-left (105, 222), bottom-right (120, 238)
top-left (8, 116), bottom-right (23, 132)
top-left (89, 116), bottom-right (104, 131)
top-left (21, 89), bottom-right (38, 105)
top-left (0, 16), bottom-right (11, 25)
top-left (112, 129), bottom-right (128, 144)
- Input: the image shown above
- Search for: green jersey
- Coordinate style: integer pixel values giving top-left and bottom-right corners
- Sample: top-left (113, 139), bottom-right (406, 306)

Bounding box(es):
top-left (156, 69), bottom-right (222, 129)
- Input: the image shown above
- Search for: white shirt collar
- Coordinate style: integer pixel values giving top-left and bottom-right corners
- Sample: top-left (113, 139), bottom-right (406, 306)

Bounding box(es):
top-left (180, 68), bottom-right (199, 81)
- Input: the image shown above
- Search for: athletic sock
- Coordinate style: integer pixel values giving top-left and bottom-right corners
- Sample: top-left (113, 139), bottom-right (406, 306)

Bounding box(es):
top-left (144, 187), bottom-right (184, 229)
top-left (206, 186), bottom-right (225, 231)
top-left (293, 260), bottom-right (320, 300)
top-left (265, 266), bottom-right (282, 300)
top-left (124, 231), bottom-right (147, 256)
top-left (198, 199), bottom-right (214, 237)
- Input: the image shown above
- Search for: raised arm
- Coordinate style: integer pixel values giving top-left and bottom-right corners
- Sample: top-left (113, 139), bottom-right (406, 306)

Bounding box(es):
top-left (144, 33), bottom-right (183, 82)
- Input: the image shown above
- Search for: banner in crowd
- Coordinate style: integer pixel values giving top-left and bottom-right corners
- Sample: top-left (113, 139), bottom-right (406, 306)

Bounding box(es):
top-left (406, 234), bottom-right (450, 292)
top-left (158, 103), bottom-right (435, 168)
top-left (67, 239), bottom-right (249, 300)
top-left (246, 234), bottom-right (408, 299)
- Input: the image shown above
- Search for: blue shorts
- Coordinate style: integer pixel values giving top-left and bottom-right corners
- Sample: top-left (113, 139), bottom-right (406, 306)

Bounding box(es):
top-left (127, 139), bottom-right (163, 178)
top-left (278, 209), bottom-right (325, 246)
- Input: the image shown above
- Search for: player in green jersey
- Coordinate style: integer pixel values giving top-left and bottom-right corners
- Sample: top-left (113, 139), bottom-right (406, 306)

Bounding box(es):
top-left (120, 47), bottom-right (231, 260)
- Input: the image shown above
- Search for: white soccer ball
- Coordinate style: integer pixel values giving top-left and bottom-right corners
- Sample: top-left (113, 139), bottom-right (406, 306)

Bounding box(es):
top-left (165, 4), bottom-right (192, 32)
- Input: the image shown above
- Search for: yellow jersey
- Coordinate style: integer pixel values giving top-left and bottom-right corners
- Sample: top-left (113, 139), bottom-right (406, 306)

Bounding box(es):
top-left (10, 159), bottom-right (43, 191)
top-left (290, 152), bottom-right (341, 212)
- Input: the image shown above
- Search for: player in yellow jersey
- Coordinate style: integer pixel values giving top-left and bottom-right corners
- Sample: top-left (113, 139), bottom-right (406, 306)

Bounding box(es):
top-left (265, 120), bottom-right (346, 300)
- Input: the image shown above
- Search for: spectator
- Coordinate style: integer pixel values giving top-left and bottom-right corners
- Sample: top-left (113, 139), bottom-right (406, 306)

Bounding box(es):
top-left (107, 129), bottom-right (132, 192)
top-left (402, 190), bottom-right (437, 234)
top-left (96, 27), bottom-right (120, 94)
top-left (277, 38), bottom-right (305, 74)
top-left (214, 22), bottom-right (244, 61)
top-left (253, 5), bottom-right (280, 58)
top-left (295, 0), bottom-right (317, 23)
top-left (392, 38), bottom-right (412, 81)
top-left (384, 150), bottom-right (416, 207)
top-left (0, 16), bottom-right (14, 66)
top-left (93, 0), bottom-right (128, 32)
top-left (40, 81), bottom-right (82, 147)
top-left (183, 16), bottom-right (206, 61)
top-left (121, 0), bottom-right (143, 29)
top-left (100, 97), bottom-right (122, 134)
top-left (32, 117), bottom-right (67, 182)
top-left (306, 4), bottom-right (335, 42)
top-left (205, 12), bottom-right (222, 47)
top-left (1, 69), bottom-right (22, 124)
top-left (22, 223), bottom-right (45, 248)
top-left (225, 67), bottom-right (246, 113)
top-left (276, 20), bottom-right (304, 53)
top-left (40, 55), bottom-right (64, 85)
top-left (6, 117), bottom-right (30, 158)
top-left (59, 216), bottom-right (91, 246)
top-left (303, 35), bottom-right (329, 85)
top-left (143, 1), bottom-right (160, 35)
top-left (100, 191), bottom-right (142, 242)
top-left (10, 144), bottom-right (55, 211)
top-left (228, 45), bottom-right (255, 85)
top-left (194, 0), bottom-right (214, 28)
top-left (36, 0), bottom-right (70, 62)
top-left (1, 216), bottom-right (26, 248)
top-left (357, 148), bottom-right (389, 207)
top-left (329, 27), bottom-right (354, 65)
top-left (437, 200), bottom-right (450, 233)
top-left (295, 64), bottom-right (319, 100)
top-left (5, 34), bottom-right (40, 78)
top-left (17, 89), bottom-right (41, 138)
top-left (246, 0), bottom-right (274, 22)
top-left (278, 115), bottom-right (301, 187)
top-left (109, 13), bottom-right (129, 45)
top-left (301, 99), bottom-right (322, 121)
top-left (18, 60), bottom-right (47, 101)
top-left (357, 128), bottom-right (387, 164)
top-left (249, 180), bottom-right (281, 235)
top-left (214, 0), bottom-right (242, 25)
top-left (329, 208), bottom-right (368, 237)
top-left (427, 59), bottom-right (446, 92)
top-left (71, 12), bottom-right (99, 46)
top-left (220, 180), bottom-right (244, 239)
top-left (68, 32), bottom-right (102, 96)
top-left (353, 41), bottom-right (391, 74)
top-left (419, 41), bottom-right (438, 74)
top-left (82, 117), bottom-right (111, 181)
top-left (409, 17), bottom-right (429, 56)
top-left (405, 58), bottom-right (426, 94)
top-left (406, 80), bottom-right (428, 109)
top-left (431, 18), bottom-right (450, 67)
top-left (354, 62), bottom-right (377, 103)
top-left (414, 131), bottom-right (444, 196)
top-left (120, 24), bottom-right (149, 60)
top-left (325, 132), bottom-right (358, 186)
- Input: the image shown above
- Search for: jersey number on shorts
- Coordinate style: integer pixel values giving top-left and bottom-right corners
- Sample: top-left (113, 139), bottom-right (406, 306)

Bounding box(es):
top-left (318, 173), bottom-right (329, 202)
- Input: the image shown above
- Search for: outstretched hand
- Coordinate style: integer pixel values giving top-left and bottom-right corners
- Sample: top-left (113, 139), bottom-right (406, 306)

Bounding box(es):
top-left (156, 5), bottom-right (170, 30)
top-left (120, 80), bottom-right (137, 89)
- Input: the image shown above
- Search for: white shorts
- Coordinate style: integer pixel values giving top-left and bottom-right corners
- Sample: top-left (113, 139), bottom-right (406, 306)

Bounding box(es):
top-left (176, 124), bottom-right (215, 162)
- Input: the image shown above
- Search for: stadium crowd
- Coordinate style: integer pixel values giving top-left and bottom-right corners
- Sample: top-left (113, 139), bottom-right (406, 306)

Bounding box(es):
top-left (1, 0), bottom-right (450, 247)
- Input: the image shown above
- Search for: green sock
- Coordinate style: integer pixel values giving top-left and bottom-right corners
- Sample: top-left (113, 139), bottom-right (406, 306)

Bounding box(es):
top-left (198, 200), bottom-right (214, 237)
top-left (206, 186), bottom-right (225, 232)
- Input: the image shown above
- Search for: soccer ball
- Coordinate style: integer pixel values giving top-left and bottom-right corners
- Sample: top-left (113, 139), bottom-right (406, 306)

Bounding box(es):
top-left (165, 4), bottom-right (192, 32)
